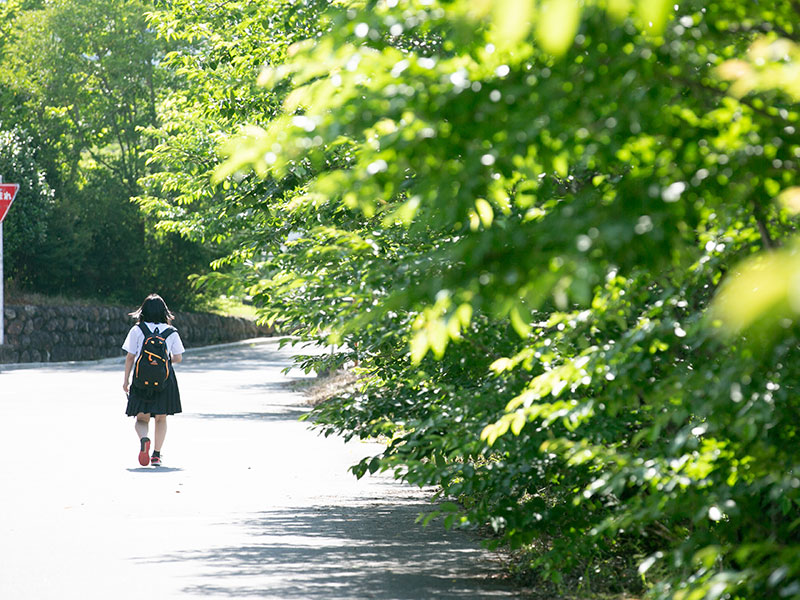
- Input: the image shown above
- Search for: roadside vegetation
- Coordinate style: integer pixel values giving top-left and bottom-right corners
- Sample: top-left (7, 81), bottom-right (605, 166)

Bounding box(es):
top-left (3, 1), bottom-right (800, 598)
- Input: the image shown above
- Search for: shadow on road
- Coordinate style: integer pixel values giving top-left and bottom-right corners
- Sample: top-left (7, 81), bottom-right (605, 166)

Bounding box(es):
top-left (192, 408), bottom-right (309, 422)
top-left (139, 501), bottom-right (517, 599)
top-left (0, 339), bottom-right (315, 375)
top-left (126, 467), bottom-right (185, 473)
top-left (236, 380), bottom-right (310, 392)
top-left (176, 340), bottom-right (321, 375)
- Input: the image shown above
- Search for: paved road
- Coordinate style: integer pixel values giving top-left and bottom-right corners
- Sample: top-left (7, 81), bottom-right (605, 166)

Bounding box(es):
top-left (0, 339), bottom-right (521, 599)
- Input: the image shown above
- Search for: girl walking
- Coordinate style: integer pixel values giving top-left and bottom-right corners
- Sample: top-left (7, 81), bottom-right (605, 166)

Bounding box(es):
top-left (122, 293), bottom-right (185, 466)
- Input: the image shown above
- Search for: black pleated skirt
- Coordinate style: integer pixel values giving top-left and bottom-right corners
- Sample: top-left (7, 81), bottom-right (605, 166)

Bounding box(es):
top-left (125, 369), bottom-right (182, 417)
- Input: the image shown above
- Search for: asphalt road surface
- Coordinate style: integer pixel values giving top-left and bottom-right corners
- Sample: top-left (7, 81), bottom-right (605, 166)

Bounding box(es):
top-left (0, 338), bottom-right (522, 599)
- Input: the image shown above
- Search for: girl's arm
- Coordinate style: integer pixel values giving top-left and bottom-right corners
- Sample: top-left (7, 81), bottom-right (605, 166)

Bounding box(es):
top-left (123, 352), bottom-right (135, 393)
top-left (172, 354), bottom-right (183, 364)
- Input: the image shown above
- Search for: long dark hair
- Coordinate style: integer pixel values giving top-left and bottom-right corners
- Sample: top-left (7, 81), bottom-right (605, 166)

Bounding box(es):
top-left (129, 293), bottom-right (175, 324)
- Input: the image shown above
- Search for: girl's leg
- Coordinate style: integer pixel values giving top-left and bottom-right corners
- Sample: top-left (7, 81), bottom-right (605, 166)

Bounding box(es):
top-left (154, 415), bottom-right (168, 452)
top-left (136, 413), bottom-right (152, 466)
top-left (135, 413), bottom-right (150, 439)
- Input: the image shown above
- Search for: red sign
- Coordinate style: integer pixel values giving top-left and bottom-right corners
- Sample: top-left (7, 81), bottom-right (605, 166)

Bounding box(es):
top-left (0, 183), bottom-right (19, 225)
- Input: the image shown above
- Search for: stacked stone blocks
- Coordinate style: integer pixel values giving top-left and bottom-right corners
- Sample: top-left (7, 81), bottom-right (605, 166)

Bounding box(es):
top-left (0, 304), bottom-right (272, 363)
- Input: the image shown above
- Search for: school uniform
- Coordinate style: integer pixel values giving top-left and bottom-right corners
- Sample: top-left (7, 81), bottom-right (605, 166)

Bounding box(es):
top-left (123, 322), bottom-right (185, 417)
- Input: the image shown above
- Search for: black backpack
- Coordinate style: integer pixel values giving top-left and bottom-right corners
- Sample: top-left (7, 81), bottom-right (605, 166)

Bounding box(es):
top-left (132, 323), bottom-right (176, 393)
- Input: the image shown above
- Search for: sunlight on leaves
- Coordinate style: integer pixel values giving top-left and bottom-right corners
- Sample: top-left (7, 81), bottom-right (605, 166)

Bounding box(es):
top-left (712, 249), bottom-right (800, 334)
top-left (536, 0), bottom-right (581, 56)
top-left (490, 0), bottom-right (533, 53)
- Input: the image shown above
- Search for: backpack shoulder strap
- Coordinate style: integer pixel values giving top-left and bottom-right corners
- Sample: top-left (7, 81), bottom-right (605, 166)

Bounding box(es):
top-left (161, 327), bottom-right (176, 339)
top-left (137, 322), bottom-right (151, 337)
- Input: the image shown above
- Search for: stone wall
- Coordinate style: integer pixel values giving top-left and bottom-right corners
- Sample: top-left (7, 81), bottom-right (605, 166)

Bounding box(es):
top-left (0, 304), bottom-right (273, 364)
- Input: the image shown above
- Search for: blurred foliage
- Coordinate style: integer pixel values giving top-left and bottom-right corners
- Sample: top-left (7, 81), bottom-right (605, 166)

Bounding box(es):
top-left (128, 0), bottom-right (800, 598)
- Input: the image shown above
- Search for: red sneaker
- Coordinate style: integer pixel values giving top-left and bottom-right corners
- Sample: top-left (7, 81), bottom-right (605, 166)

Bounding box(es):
top-left (150, 455), bottom-right (162, 467)
top-left (138, 437), bottom-right (151, 466)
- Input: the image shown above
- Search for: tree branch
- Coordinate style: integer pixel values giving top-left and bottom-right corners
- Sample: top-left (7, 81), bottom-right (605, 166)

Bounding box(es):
top-left (755, 214), bottom-right (776, 250)
top-left (726, 21), bottom-right (800, 43)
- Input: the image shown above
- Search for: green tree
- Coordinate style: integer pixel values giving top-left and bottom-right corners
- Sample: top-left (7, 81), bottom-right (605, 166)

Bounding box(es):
top-left (0, 125), bottom-right (55, 286)
top-left (144, 0), bottom-right (800, 598)
top-left (1, 0), bottom-right (162, 194)
top-left (0, 0), bottom-right (221, 308)
top-left (137, 0), bottom-right (331, 298)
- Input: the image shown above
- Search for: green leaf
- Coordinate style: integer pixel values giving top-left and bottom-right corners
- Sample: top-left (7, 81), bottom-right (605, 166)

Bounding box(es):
top-left (510, 410), bottom-right (526, 436)
top-left (553, 152), bottom-right (569, 177)
top-left (491, 0), bottom-right (533, 53)
top-left (475, 198), bottom-right (494, 227)
top-left (410, 330), bottom-right (429, 365)
top-left (711, 249), bottom-right (800, 334)
top-left (637, 0), bottom-right (671, 35)
top-left (536, 0), bottom-right (581, 56)
top-left (510, 304), bottom-right (532, 338)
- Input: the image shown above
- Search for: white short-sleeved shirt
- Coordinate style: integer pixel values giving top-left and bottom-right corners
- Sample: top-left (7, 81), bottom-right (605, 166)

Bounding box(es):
top-left (122, 322), bottom-right (185, 358)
